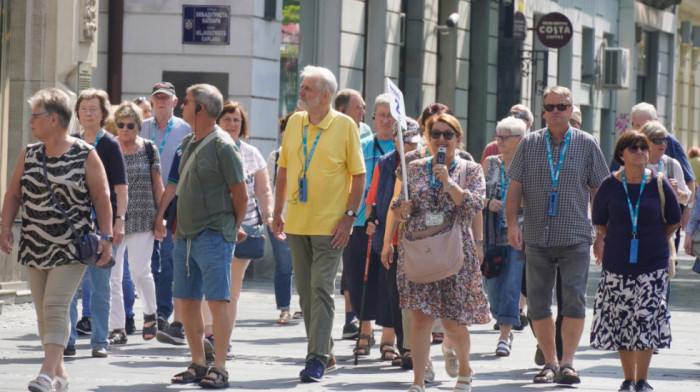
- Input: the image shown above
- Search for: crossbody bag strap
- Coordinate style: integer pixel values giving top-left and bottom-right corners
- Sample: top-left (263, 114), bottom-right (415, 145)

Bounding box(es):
top-left (657, 172), bottom-right (666, 224)
top-left (41, 148), bottom-right (81, 241)
top-left (176, 128), bottom-right (223, 197)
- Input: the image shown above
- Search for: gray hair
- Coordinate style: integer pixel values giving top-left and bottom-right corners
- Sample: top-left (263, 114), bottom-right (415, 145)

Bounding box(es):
top-left (570, 105), bottom-right (582, 126)
top-left (28, 88), bottom-right (73, 129)
top-left (374, 93), bottom-right (391, 111)
top-left (300, 65), bottom-right (338, 97)
top-left (496, 116), bottom-right (527, 137)
top-left (114, 101), bottom-right (144, 130)
top-left (509, 104), bottom-right (534, 126)
top-left (186, 84), bottom-right (224, 119)
top-left (631, 102), bottom-right (657, 121)
top-left (639, 120), bottom-right (667, 140)
top-left (543, 86), bottom-right (572, 105)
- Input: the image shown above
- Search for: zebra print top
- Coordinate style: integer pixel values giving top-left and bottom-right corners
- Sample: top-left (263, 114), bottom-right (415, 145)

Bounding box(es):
top-left (19, 141), bottom-right (94, 269)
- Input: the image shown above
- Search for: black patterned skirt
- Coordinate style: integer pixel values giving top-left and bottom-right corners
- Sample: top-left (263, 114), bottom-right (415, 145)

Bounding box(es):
top-left (590, 268), bottom-right (671, 351)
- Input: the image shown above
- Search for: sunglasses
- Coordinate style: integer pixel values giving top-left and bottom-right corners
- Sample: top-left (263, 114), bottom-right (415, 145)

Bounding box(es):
top-left (627, 145), bottom-right (649, 153)
top-left (543, 104), bottom-right (571, 112)
top-left (429, 130), bottom-right (456, 140)
top-left (494, 134), bottom-right (520, 142)
top-left (133, 96), bottom-right (148, 105)
top-left (509, 111), bottom-right (526, 120)
top-left (116, 122), bottom-right (137, 130)
top-left (650, 137), bottom-right (668, 145)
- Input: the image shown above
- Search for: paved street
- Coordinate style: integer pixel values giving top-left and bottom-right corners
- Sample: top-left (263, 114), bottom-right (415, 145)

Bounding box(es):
top-left (1, 251), bottom-right (699, 391)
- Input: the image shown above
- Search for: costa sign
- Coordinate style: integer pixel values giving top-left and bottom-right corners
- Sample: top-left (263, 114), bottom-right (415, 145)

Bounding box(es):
top-left (535, 12), bottom-right (573, 48)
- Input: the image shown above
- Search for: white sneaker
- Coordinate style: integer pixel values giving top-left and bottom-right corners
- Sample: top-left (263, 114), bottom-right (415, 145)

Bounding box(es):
top-left (442, 343), bottom-right (459, 378)
top-left (424, 361), bottom-right (436, 383)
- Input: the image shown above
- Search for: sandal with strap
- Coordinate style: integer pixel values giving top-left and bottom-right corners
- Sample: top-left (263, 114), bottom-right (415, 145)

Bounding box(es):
top-left (54, 375), bottom-right (69, 392)
top-left (108, 329), bottom-right (127, 345)
top-left (533, 363), bottom-right (557, 384)
top-left (495, 339), bottom-right (511, 357)
top-left (142, 313), bottom-right (157, 341)
top-left (28, 374), bottom-right (54, 392)
top-left (442, 343), bottom-right (459, 378)
top-left (172, 362), bottom-right (209, 384)
top-left (407, 385), bottom-right (425, 392)
top-left (453, 375), bottom-right (473, 392)
top-left (557, 363), bottom-right (581, 385)
top-left (200, 367), bottom-right (229, 389)
top-left (277, 309), bottom-right (291, 324)
top-left (379, 342), bottom-right (399, 361)
top-left (353, 333), bottom-right (374, 356)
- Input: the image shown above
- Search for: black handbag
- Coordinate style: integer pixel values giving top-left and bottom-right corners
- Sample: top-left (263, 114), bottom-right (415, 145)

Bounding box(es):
top-left (233, 203), bottom-right (266, 260)
top-left (41, 148), bottom-right (114, 269)
top-left (481, 195), bottom-right (507, 279)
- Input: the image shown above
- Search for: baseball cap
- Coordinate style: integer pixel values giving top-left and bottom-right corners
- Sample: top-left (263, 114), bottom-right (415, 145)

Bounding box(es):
top-left (395, 117), bottom-right (421, 144)
top-left (151, 82), bottom-right (176, 97)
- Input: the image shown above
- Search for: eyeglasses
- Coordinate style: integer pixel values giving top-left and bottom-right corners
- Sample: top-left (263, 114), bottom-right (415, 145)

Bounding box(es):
top-left (373, 113), bottom-right (394, 121)
top-left (627, 145), bottom-right (649, 153)
top-left (31, 112), bottom-right (51, 119)
top-left (569, 120), bottom-right (581, 128)
top-left (116, 122), bottom-right (137, 130)
top-left (509, 111), bottom-right (527, 120)
top-left (429, 130), bottom-right (456, 140)
top-left (650, 137), bottom-right (668, 145)
top-left (133, 96), bottom-right (148, 105)
top-left (543, 104), bottom-right (571, 112)
top-left (494, 134), bottom-right (520, 141)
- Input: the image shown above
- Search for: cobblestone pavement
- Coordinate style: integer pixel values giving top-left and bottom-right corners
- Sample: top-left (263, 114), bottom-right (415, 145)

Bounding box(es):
top-left (1, 252), bottom-right (699, 391)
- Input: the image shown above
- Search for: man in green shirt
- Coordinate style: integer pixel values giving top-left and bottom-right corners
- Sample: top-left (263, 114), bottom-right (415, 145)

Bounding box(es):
top-left (170, 84), bottom-right (247, 388)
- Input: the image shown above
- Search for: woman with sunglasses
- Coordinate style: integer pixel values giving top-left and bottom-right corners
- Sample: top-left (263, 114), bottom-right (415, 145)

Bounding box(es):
top-left (394, 113), bottom-right (489, 392)
top-left (591, 131), bottom-right (680, 392)
top-left (109, 101), bottom-right (164, 344)
top-left (481, 116), bottom-right (527, 358)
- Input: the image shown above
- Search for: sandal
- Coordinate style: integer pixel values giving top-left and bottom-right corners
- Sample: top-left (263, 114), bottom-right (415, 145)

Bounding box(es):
top-left (292, 311), bottom-right (303, 319)
top-left (533, 363), bottom-right (557, 384)
top-left (391, 353), bottom-right (403, 366)
top-left (200, 366), bottom-right (229, 389)
top-left (142, 313), bottom-right (157, 341)
top-left (379, 342), bottom-right (399, 361)
top-left (353, 333), bottom-right (374, 356)
top-left (108, 329), bottom-right (127, 345)
top-left (442, 343), bottom-right (459, 378)
top-left (453, 375), bottom-right (472, 392)
top-left (431, 332), bottom-right (444, 344)
top-left (407, 385), bottom-right (425, 392)
top-left (557, 363), bottom-right (581, 385)
top-left (172, 362), bottom-right (208, 384)
top-left (28, 374), bottom-right (54, 392)
top-left (400, 350), bottom-right (413, 370)
top-left (54, 375), bottom-right (69, 392)
top-left (277, 309), bottom-right (291, 325)
top-left (495, 334), bottom-right (512, 357)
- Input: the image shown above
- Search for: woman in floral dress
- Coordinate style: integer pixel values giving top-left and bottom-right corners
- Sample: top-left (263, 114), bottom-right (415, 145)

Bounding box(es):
top-left (394, 113), bottom-right (490, 392)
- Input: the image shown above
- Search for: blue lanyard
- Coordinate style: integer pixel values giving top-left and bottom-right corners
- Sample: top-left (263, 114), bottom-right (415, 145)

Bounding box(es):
top-left (427, 158), bottom-right (458, 188)
top-left (151, 118), bottom-right (174, 155)
top-left (657, 159), bottom-right (662, 173)
top-left (500, 160), bottom-right (511, 205)
top-left (81, 128), bottom-right (103, 148)
top-left (621, 169), bottom-right (647, 237)
top-left (302, 125), bottom-right (322, 177)
top-left (545, 130), bottom-right (571, 190)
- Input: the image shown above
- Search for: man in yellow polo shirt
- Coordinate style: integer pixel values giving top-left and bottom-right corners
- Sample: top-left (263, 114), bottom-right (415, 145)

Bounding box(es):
top-left (272, 65), bottom-right (366, 382)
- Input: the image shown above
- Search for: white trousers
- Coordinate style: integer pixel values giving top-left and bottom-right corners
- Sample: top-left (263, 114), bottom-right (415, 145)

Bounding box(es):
top-left (109, 231), bottom-right (156, 329)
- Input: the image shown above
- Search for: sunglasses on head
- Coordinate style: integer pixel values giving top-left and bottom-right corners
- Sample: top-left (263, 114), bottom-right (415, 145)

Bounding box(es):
top-left (627, 145), bottom-right (649, 153)
top-left (543, 104), bottom-right (571, 112)
top-left (650, 137), bottom-right (668, 145)
top-left (509, 111), bottom-right (526, 120)
top-left (116, 122), bottom-right (137, 130)
top-left (429, 130), bottom-right (456, 140)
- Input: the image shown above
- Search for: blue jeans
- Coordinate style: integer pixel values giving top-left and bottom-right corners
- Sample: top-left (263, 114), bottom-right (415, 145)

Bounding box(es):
top-left (68, 248), bottom-right (115, 348)
top-left (485, 246), bottom-right (525, 326)
top-left (268, 226), bottom-right (292, 309)
top-left (80, 252), bottom-right (134, 318)
top-left (151, 230), bottom-right (174, 319)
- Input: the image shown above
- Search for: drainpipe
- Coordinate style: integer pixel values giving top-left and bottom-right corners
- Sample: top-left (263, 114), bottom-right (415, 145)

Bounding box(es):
top-left (107, 0), bottom-right (123, 102)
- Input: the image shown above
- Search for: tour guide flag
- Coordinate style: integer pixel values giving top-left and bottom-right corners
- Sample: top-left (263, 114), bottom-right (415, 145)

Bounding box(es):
top-left (386, 78), bottom-right (409, 200)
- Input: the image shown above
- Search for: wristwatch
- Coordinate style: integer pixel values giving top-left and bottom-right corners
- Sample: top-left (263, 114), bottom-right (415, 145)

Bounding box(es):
top-left (444, 180), bottom-right (457, 191)
top-left (345, 210), bottom-right (357, 219)
top-left (100, 234), bottom-right (114, 243)
top-left (115, 215), bottom-right (126, 221)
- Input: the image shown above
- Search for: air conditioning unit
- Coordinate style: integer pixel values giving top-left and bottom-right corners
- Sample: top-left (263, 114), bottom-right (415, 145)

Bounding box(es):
top-left (601, 48), bottom-right (629, 89)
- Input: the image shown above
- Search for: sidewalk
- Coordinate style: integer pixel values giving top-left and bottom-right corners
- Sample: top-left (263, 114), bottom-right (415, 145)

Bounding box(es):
top-left (1, 253), bottom-right (699, 391)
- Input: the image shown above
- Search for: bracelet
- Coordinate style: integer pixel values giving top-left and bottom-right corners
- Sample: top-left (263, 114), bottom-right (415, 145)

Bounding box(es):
top-left (486, 199), bottom-right (492, 210)
top-left (474, 239), bottom-right (484, 244)
top-left (444, 181), bottom-right (456, 192)
top-left (265, 212), bottom-right (273, 219)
